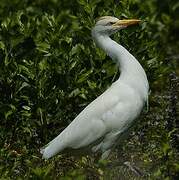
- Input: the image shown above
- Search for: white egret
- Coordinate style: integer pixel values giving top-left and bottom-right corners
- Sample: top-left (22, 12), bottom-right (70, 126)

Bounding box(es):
top-left (40, 16), bottom-right (149, 159)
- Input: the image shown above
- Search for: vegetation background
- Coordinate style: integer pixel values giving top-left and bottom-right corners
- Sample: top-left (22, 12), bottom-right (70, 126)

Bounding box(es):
top-left (0, 0), bottom-right (178, 179)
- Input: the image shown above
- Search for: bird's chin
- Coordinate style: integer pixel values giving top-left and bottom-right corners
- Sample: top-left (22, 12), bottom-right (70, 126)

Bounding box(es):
top-left (122, 25), bottom-right (127, 28)
top-left (112, 26), bottom-right (126, 33)
top-left (118, 26), bottom-right (127, 30)
top-left (110, 28), bottom-right (121, 35)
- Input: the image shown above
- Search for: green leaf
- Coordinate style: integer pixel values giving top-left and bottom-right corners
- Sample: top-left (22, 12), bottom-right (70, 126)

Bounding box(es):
top-left (87, 80), bottom-right (96, 89)
top-left (22, 105), bottom-right (31, 111)
top-left (77, 0), bottom-right (87, 6)
top-left (39, 59), bottom-right (48, 71)
top-left (1, 17), bottom-right (11, 29)
top-left (162, 143), bottom-right (170, 155)
top-left (69, 88), bottom-right (80, 97)
top-left (0, 41), bottom-right (5, 50)
top-left (5, 110), bottom-right (13, 119)
top-left (36, 42), bottom-right (50, 53)
top-left (77, 69), bottom-right (93, 83)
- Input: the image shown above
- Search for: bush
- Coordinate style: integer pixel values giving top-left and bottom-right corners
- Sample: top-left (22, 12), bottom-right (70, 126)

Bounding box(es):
top-left (0, 0), bottom-right (178, 179)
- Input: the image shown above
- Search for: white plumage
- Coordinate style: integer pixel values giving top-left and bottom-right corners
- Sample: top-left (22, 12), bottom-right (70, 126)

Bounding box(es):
top-left (40, 16), bottom-right (149, 159)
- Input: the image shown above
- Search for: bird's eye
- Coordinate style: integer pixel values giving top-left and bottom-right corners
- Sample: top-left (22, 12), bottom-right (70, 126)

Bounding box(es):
top-left (107, 22), bottom-right (115, 26)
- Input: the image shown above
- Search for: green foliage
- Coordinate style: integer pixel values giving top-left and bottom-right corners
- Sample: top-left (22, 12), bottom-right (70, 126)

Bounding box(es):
top-left (0, 0), bottom-right (178, 179)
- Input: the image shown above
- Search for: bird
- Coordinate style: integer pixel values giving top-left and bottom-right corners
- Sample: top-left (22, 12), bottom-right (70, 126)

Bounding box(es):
top-left (40, 16), bottom-right (149, 159)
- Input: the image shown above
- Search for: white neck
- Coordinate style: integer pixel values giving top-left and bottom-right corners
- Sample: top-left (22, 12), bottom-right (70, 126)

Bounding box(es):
top-left (93, 33), bottom-right (149, 99)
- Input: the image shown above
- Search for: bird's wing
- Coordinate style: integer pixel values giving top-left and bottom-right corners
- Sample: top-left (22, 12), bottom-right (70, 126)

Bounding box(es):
top-left (60, 81), bottom-right (134, 148)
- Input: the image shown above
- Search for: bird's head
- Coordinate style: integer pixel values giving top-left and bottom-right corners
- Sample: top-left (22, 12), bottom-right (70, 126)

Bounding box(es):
top-left (92, 16), bottom-right (141, 36)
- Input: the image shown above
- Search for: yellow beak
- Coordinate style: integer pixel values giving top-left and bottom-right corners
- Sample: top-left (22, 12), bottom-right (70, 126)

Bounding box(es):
top-left (113, 19), bottom-right (141, 27)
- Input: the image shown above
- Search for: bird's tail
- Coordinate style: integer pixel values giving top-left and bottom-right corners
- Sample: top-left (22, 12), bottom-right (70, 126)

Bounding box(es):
top-left (40, 134), bottom-right (65, 159)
